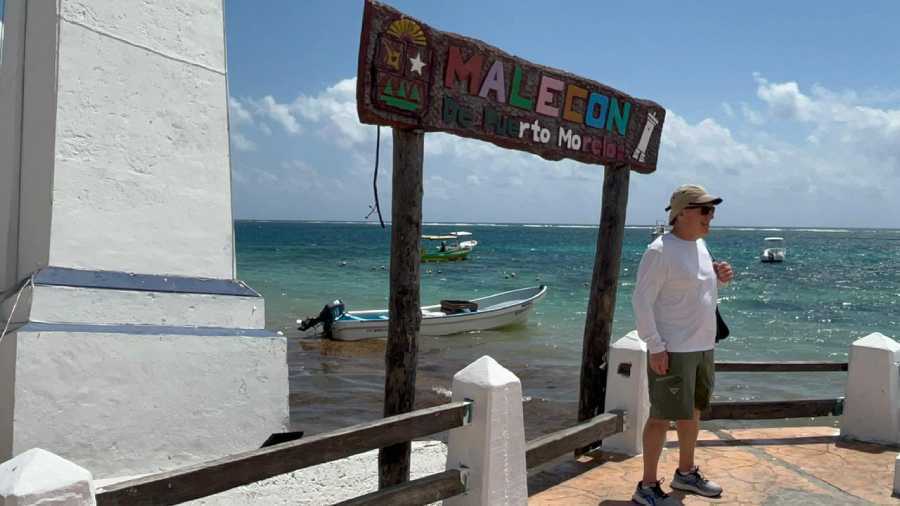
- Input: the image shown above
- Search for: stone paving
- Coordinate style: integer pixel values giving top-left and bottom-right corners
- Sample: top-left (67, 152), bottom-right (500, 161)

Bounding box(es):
top-left (529, 427), bottom-right (899, 505)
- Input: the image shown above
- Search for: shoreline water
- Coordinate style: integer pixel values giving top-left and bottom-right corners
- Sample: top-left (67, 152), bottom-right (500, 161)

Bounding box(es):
top-left (239, 221), bottom-right (899, 438)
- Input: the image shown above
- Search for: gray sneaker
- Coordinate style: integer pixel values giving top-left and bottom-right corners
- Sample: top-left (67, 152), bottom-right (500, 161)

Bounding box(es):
top-left (632, 480), bottom-right (670, 505)
top-left (671, 466), bottom-right (722, 497)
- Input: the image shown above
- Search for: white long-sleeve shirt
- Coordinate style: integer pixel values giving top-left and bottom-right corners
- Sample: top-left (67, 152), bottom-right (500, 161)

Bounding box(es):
top-left (632, 233), bottom-right (718, 354)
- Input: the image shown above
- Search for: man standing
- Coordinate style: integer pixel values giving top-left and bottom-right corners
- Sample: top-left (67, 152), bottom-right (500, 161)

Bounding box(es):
top-left (631, 184), bottom-right (734, 505)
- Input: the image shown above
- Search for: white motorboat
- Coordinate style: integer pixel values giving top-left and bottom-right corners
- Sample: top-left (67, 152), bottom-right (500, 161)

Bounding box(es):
top-left (298, 285), bottom-right (547, 341)
top-left (650, 221), bottom-right (667, 238)
top-left (760, 236), bottom-right (786, 263)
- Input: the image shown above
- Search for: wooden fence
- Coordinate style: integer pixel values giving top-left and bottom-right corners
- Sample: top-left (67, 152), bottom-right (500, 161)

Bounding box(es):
top-left (94, 401), bottom-right (627, 505)
top-left (704, 361), bottom-right (847, 420)
top-left (95, 402), bottom-right (472, 505)
top-left (93, 359), bottom-right (846, 505)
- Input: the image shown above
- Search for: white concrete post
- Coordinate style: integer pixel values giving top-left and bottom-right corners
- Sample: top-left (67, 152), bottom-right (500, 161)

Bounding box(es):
top-left (894, 454), bottom-right (900, 497)
top-left (0, 448), bottom-right (95, 505)
top-left (602, 331), bottom-right (649, 455)
top-left (841, 332), bottom-right (900, 445)
top-left (445, 356), bottom-right (527, 506)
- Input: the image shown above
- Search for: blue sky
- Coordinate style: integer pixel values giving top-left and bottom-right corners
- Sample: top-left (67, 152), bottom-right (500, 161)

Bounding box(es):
top-left (223, 1), bottom-right (900, 227)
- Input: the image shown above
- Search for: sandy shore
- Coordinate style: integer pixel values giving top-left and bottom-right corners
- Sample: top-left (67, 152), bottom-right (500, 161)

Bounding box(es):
top-left (182, 440), bottom-right (448, 505)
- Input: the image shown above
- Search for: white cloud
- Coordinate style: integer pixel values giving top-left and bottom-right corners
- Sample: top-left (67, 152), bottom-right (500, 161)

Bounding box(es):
top-left (230, 131), bottom-right (256, 152)
top-left (254, 95), bottom-right (302, 135)
top-left (229, 97), bottom-right (254, 126)
top-left (291, 78), bottom-right (370, 146)
top-left (241, 78), bottom-right (375, 147)
top-left (754, 74), bottom-right (815, 121)
top-left (740, 102), bottom-right (764, 125)
top-left (425, 175), bottom-right (459, 200)
top-left (721, 102), bottom-right (734, 118)
top-left (753, 74), bottom-right (900, 173)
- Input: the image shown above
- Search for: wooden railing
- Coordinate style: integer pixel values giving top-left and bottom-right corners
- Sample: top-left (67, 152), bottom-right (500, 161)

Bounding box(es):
top-left (94, 402), bottom-right (628, 506)
top-left (334, 468), bottom-right (467, 506)
top-left (95, 361), bottom-right (840, 504)
top-left (526, 411), bottom-right (625, 469)
top-left (95, 401), bottom-right (472, 506)
top-left (715, 361), bottom-right (848, 372)
top-left (705, 361), bottom-right (847, 421)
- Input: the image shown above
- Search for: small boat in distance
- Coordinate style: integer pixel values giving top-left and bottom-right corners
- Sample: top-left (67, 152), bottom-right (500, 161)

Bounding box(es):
top-left (760, 236), bottom-right (786, 263)
top-left (421, 231), bottom-right (478, 262)
top-left (651, 221), bottom-right (667, 238)
top-left (298, 285), bottom-right (547, 341)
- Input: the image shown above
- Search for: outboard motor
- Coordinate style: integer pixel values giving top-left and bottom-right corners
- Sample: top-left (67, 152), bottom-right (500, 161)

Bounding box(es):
top-left (298, 300), bottom-right (345, 339)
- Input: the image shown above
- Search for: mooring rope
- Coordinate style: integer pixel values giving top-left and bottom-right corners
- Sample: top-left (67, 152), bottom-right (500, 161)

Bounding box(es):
top-left (364, 125), bottom-right (386, 229)
top-left (0, 275), bottom-right (34, 344)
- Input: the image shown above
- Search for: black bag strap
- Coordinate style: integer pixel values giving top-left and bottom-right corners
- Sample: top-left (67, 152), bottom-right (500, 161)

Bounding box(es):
top-left (706, 243), bottom-right (731, 342)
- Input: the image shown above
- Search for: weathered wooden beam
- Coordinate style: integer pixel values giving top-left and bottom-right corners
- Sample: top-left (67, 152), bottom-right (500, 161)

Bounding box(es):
top-left (336, 469), bottom-right (466, 506)
top-left (578, 165), bottom-right (630, 426)
top-left (95, 401), bottom-right (470, 506)
top-left (715, 361), bottom-right (848, 372)
top-left (380, 128), bottom-right (425, 489)
top-left (526, 411), bottom-right (625, 469)
top-left (702, 398), bottom-right (844, 421)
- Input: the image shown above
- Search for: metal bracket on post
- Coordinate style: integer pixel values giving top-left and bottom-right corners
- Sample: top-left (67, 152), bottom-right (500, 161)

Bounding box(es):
top-left (833, 397), bottom-right (845, 417)
top-left (462, 399), bottom-right (474, 426)
top-left (457, 465), bottom-right (470, 492)
top-left (608, 408), bottom-right (629, 433)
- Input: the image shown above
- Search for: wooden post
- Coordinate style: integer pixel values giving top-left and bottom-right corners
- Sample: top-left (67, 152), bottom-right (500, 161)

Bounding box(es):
top-left (378, 128), bottom-right (424, 488)
top-left (578, 165), bottom-right (630, 430)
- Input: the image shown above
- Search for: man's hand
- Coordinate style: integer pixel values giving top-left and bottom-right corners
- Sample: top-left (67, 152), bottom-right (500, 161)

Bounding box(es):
top-left (649, 351), bottom-right (669, 375)
top-left (713, 261), bottom-right (734, 283)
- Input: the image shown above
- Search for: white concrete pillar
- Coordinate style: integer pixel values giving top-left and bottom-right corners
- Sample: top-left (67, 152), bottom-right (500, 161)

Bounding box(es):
top-left (0, 448), bottom-right (95, 505)
top-left (602, 331), bottom-right (649, 455)
top-left (841, 332), bottom-right (900, 445)
top-left (1, 0), bottom-right (236, 281)
top-left (445, 356), bottom-right (527, 506)
top-left (894, 453), bottom-right (900, 497)
top-left (0, 0), bottom-right (288, 474)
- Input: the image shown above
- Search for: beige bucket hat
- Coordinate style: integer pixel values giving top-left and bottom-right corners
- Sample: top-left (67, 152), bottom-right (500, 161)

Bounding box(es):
top-left (666, 184), bottom-right (722, 225)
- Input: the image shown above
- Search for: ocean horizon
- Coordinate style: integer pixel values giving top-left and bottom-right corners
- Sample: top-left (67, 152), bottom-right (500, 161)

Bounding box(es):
top-left (236, 218), bottom-right (899, 233)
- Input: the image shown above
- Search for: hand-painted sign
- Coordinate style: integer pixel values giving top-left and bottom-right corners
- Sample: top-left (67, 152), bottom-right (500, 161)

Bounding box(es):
top-left (356, 1), bottom-right (666, 173)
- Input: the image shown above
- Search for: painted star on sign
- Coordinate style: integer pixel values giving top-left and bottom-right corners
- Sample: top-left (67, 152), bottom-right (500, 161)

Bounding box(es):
top-left (409, 52), bottom-right (426, 75)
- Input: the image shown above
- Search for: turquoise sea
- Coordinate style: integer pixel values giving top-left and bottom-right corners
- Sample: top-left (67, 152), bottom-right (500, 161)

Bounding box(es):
top-left (235, 221), bottom-right (900, 438)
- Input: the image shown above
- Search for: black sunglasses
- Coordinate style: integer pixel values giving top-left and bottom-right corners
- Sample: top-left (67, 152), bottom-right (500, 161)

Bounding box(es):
top-left (685, 205), bottom-right (716, 216)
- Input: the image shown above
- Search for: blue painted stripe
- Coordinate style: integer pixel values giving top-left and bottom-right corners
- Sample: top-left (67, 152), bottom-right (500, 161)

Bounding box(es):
top-left (19, 321), bottom-right (277, 338)
top-left (32, 267), bottom-right (261, 297)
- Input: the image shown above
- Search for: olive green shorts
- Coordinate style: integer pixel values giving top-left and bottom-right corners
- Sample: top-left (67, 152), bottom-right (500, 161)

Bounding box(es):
top-left (647, 350), bottom-right (715, 421)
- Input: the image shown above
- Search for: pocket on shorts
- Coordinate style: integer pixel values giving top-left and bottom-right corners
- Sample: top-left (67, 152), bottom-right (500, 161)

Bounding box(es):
top-left (650, 374), bottom-right (684, 405)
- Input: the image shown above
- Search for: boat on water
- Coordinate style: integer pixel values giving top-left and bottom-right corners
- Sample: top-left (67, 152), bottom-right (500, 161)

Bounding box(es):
top-left (650, 221), bottom-right (667, 238)
top-left (298, 285), bottom-right (547, 341)
top-left (421, 231), bottom-right (477, 262)
top-left (760, 236), bottom-right (786, 263)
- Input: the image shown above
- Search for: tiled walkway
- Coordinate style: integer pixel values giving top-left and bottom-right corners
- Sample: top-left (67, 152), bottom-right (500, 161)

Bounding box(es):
top-left (529, 427), bottom-right (899, 505)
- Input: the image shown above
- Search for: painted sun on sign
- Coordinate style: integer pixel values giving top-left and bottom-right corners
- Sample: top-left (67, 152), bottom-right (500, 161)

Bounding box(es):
top-left (373, 17), bottom-right (432, 116)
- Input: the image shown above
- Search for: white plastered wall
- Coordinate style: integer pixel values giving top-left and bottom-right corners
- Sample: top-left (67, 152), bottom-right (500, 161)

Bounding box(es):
top-left (12, 328), bottom-right (288, 477)
top-left (45, 0), bottom-right (234, 279)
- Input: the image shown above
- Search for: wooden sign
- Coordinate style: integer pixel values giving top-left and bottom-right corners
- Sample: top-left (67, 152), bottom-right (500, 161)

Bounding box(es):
top-left (356, 0), bottom-right (666, 173)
